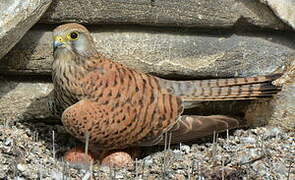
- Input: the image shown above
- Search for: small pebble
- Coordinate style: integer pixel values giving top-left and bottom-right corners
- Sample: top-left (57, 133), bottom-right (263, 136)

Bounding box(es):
top-left (4, 138), bottom-right (13, 146)
top-left (180, 145), bottom-right (191, 154)
top-left (81, 171), bottom-right (92, 180)
top-left (239, 154), bottom-right (251, 164)
top-left (264, 127), bottom-right (282, 139)
top-left (241, 136), bottom-right (257, 144)
top-left (17, 163), bottom-right (26, 172)
top-left (171, 174), bottom-right (186, 180)
top-left (173, 150), bottom-right (184, 160)
top-left (143, 156), bottom-right (153, 166)
top-left (248, 148), bottom-right (260, 159)
top-left (176, 169), bottom-right (185, 174)
top-left (115, 173), bottom-right (124, 179)
top-left (51, 171), bottom-right (64, 180)
top-left (14, 177), bottom-right (25, 180)
top-left (273, 162), bottom-right (288, 175)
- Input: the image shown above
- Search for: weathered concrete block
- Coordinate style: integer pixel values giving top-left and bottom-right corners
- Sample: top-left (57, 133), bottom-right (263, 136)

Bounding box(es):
top-left (0, 0), bottom-right (51, 60)
top-left (40, 0), bottom-right (287, 30)
top-left (1, 26), bottom-right (294, 78)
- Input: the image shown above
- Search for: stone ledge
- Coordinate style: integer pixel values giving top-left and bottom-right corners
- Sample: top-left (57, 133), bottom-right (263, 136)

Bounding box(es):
top-left (0, 25), bottom-right (294, 78)
top-left (0, 77), bottom-right (54, 123)
top-left (40, 0), bottom-right (288, 30)
top-left (260, 0), bottom-right (295, 30)
top-left (0, 0), bottom-right (52, 59)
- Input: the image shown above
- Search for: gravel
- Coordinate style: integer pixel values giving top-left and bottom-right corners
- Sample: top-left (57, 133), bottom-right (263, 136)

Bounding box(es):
top-left (0, 120), bottom-right (294, 179)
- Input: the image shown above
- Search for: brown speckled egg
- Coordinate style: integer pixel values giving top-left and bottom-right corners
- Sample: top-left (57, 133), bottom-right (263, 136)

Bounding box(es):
top-left (101, 151), bottom-right (133, 167)
top-left (64, 147), bottom-right (95, 169)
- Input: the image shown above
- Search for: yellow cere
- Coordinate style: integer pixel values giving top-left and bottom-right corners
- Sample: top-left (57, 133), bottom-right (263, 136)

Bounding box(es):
top-left (54, 36), bottom-right (65, 43)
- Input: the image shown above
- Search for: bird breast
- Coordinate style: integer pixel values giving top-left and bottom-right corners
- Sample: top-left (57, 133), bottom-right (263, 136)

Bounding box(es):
top-left (52, 56), bottom-right (88, 110)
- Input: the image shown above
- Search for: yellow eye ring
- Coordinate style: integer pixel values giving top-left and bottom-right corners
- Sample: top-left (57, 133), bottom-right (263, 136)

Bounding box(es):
top-left (67, 31), bottom-right (79, 40)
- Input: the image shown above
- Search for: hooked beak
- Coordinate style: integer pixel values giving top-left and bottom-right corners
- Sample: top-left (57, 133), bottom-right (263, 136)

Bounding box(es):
top-left (53, 36), bottom-right (66, 50)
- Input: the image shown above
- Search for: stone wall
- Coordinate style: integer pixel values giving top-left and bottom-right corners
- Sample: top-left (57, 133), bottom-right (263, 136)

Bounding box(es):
top-left (0, 0), bottom-right (294, 129)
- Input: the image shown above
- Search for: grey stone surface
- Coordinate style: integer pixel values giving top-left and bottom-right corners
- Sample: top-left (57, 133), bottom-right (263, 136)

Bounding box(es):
top-left (260, 0), bottom-right (295, 30)
top-left (0, 77), bottom-right (54, 123)
top-left (270, 59), bottom-right (295, 129)
top-left (245, 58), bottom-right (295, 129)
top-left (1, 25), bottom-right (294, 78)
top-left (40, 0), bottom-right (287, 30)
top-left (0, 0), bottom-right (52, 60)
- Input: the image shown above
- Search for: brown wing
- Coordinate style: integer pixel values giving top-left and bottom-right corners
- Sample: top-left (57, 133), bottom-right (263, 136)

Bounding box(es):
top-left (160, 115), bottom-right (240, 145)
top-left (62, 59), bottom-right (183, 149)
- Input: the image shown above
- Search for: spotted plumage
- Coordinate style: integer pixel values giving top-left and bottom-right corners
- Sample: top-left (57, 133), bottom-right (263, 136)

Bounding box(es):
top-left (49, 23), bottom-right (280, 150)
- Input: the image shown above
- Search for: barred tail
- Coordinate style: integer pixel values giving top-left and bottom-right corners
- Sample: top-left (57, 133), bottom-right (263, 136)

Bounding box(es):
top-left (158, 74), bottom-right (281, 101)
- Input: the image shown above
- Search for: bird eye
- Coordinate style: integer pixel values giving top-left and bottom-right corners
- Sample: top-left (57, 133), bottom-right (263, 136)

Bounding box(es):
top-left (67, 31), bottom-right (79, 40)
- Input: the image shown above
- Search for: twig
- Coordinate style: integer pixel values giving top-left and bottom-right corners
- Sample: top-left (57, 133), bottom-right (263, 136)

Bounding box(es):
top-left (135, 158), bottom-right (138, 178)
top-left (142, 158), bottom-right (146, 179)
top-left (4, 119), bottom-right (9, 128)
top-left (164, 132), bottom-right (168, 151)
top-left (168, 132), bottom-right (172, 150)
top-left (62, 160), bottom-right (67, 180)
top-left (239, 155), bottom-right (266, 166)
top-left (84, 132), bottom-right (90, 155)
top-left (39, 168), bottom-right (43, 180)
top-left (226, 129), bottom-right (229, 151)
top-left (52, 130), bottom-right (55, 159)
top-left (187, 161), bottom-right (191, 180)
top-left (212, 131), bottom-right (218, 163)
top-left (191, 160), bottom-right (195, 177)
top-left (222, 159), bottom-right (225, 180)
top-left (197, 161), bottom-right (202, 179)
top-left (287, 160), bottom-right (293, 180)
top-left (34, 131), bottom-right (39, 142)
top-left (109, 164), bottom-right (113, 180)
top-left (82, 171), bottom-right (92, 180)
top-left (90, 159), bottom-right (93, 180)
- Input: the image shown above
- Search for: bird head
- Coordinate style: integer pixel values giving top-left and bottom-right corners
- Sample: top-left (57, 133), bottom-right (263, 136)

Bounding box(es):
top-left (52, 23), bottom-right (97, 58)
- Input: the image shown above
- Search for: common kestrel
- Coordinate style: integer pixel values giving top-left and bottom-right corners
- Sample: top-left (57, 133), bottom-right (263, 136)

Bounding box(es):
top-left (49, 23), bottom-right (280, 151)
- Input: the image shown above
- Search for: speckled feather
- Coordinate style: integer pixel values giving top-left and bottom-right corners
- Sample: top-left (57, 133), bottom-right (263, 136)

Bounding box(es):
top-left (50, 23), bottom-right (280, 150)
top-left (60, 57), bottom-right (183, 149)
